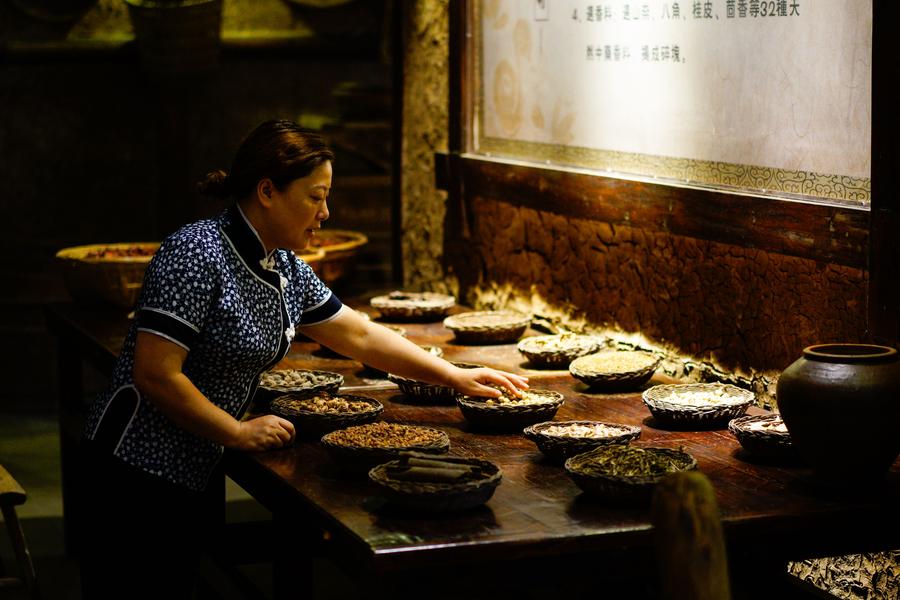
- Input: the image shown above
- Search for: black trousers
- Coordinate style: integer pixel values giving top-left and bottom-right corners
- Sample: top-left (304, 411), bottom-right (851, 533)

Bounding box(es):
top-left (79, 439), bottom-right (218, 600)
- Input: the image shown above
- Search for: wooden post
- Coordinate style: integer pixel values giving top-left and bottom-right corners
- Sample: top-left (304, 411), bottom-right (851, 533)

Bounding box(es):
top-left (651, 471), bottom-right (731, 600)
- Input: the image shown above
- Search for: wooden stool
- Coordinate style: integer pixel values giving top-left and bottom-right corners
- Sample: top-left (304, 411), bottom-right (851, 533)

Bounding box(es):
top-left (0, 465), bottom-right (39, 599)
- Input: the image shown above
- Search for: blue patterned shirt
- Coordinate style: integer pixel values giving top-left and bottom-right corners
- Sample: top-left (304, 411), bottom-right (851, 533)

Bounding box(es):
top-left (84, 205), bottom-right (343, 491)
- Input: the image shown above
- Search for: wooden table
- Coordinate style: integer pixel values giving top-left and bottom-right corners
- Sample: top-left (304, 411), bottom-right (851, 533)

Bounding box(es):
top-left (46, 302), bottom-right (900, 599)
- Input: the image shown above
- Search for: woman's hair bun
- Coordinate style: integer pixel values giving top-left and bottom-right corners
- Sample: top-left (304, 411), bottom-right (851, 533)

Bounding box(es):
top-left (196, 169), bottom-right (231, 198)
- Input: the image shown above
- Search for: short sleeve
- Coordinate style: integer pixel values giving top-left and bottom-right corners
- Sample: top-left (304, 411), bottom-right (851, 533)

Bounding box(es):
top-left (287, 252), bottom-right (343, 326)
top-left (134, 231), bottom-right (217, 351)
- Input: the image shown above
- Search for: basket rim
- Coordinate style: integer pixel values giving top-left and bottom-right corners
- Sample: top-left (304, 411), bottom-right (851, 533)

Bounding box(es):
top-left (269, 393), bottom-right (383, 419)
top-left (258, 369), bottom-right (344, 393)
top-left (443, 310), bottom-right (532, 332)
top-left (55, 242), bottom-right (161, 263)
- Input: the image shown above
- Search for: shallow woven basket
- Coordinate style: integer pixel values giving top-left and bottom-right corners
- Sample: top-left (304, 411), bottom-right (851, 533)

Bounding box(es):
top-left (443, 310), bottom-right (531, 344)
top-left (55, 242), bottom-right (160, 309)
top-left (523, 420), bottom-right (642, 463)
top-left (370, 291), bottom-right (456, 321)
top-left (253, 369), bottom-right (343, 412)
top-left (728, 414), bottom-right (799, 462)
top-left (517, 334), bottom-right (604, 368)
top-left (368, 455), bottom-right (502, 512)
top-left (305, 229), bottom-right (368, 285)
top-left (565, 446), bottom-right (698, 505)
top-left (569, 350), bottom-right (662, 391)
top-left (321, 424), bottom-right (450, 473)
top-left (642, 383), bottom-right (754, 428)
top-left (387, 362), bottom-right (482, 404)
top-left (269, 393), bottom-right (383, 438)
top-left (363, 345), bottom-right (443, 377)
top-left (456, 390), bottom-right (564, 431)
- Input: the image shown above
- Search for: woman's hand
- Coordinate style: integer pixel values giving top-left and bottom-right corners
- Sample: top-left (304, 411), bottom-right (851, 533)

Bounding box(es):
top-left (231, 415), bottom-right (296, 451)
top-left (448, 366), bottom-right (529, 398)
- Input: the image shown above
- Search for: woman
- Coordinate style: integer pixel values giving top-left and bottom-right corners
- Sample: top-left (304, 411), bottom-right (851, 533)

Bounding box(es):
top-left (79, 119), bottom-right (527, 598)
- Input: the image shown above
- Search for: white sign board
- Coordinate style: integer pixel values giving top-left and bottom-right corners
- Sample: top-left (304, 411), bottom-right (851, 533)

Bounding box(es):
top-left (476, 0), bottom-right (871, 203)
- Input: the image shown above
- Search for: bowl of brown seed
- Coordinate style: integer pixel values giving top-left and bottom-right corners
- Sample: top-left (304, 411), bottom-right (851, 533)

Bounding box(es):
top-left (321, 421), bottom-right (450, 473)
top-left (569, 350), bottom-right (662, 391)
top-left (269, 392), bottom-right (383, 437)
top-left (523, 420), bottom-right (641, 463)
top-left (565, 444), bottom-right (697, 505)
top-left (456, 387), bottom-right (564, 431)
top-left (253, 369), bottom-right (344, 412)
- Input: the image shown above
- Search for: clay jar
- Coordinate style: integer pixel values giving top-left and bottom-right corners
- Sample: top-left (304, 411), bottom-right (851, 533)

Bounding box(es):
top-left (776, 344), bottom-right (900, 487)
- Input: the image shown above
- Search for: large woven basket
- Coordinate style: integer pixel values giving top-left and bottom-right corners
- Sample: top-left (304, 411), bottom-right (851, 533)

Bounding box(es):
top-left (306, 229), bottom-right (368, 285)
top-left (321, 423), bottom-right (450, 474)
top-left (269, 393), bottom-right (382, 438)
top-left (55, 242), bottom-right (160, 309)
top-left (517, 334), bottom-right (604, 368)
top-left (569, 350), bottom-right (661, 391)
top-left (368, 454), bottom-right (502, 512)
top-left (642, 383), bottom-right (754, 428)
top-left (456, 390), bottom-right (564, 431)
top-left (370, 291), bottom-right (456, 322)
top-left (443, 310), bottom-right (531, 344)
top-left (387, 362), bottom-right (482, 404)
top-left (565, 445), bottom-right (698, 505)
top-left (728, 414), bottom-right (799, 462)
top-left (523, 420), bottom-right (641, 463)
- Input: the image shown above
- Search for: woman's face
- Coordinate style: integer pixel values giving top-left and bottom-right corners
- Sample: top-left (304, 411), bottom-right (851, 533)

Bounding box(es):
top-left (267, 161), bottom-right (332, 251)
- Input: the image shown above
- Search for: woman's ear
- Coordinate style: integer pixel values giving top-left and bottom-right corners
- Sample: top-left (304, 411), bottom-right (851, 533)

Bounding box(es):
top-left (256, 179), bottom-right (275, 207)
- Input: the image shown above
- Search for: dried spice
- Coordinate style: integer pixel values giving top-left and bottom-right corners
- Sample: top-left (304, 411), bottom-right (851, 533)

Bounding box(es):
top-left (481, 386), bottom-right (553, 406)
top-left (659, 387), bottom-right (740, 406)
top-left (540, 422), bottom-right (629, 438)
top-left (260, 369), bottom-right (340, 389)
top-left (384, 455), bottom-right (486, 484)
top-left (575, 445), bottom-right (690, 478)
top-left (274, 393), bottom-right (374, 414)
top-left (325, 422), bottom-right (444, 448)
top-left (572, 350), bottom-right (658, 374)
top-left (84, 246), bottom-right (156, 259)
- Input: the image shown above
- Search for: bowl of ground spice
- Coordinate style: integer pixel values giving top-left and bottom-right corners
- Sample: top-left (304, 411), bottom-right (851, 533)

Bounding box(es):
top-left (569, 350), bottom-right (662, 391)
top-left (565, 444), bottom-right (697, 505)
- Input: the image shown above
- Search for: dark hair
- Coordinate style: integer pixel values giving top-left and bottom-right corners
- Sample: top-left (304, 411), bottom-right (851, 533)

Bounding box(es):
top-left (197, 119), bottom-right (335, 199)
